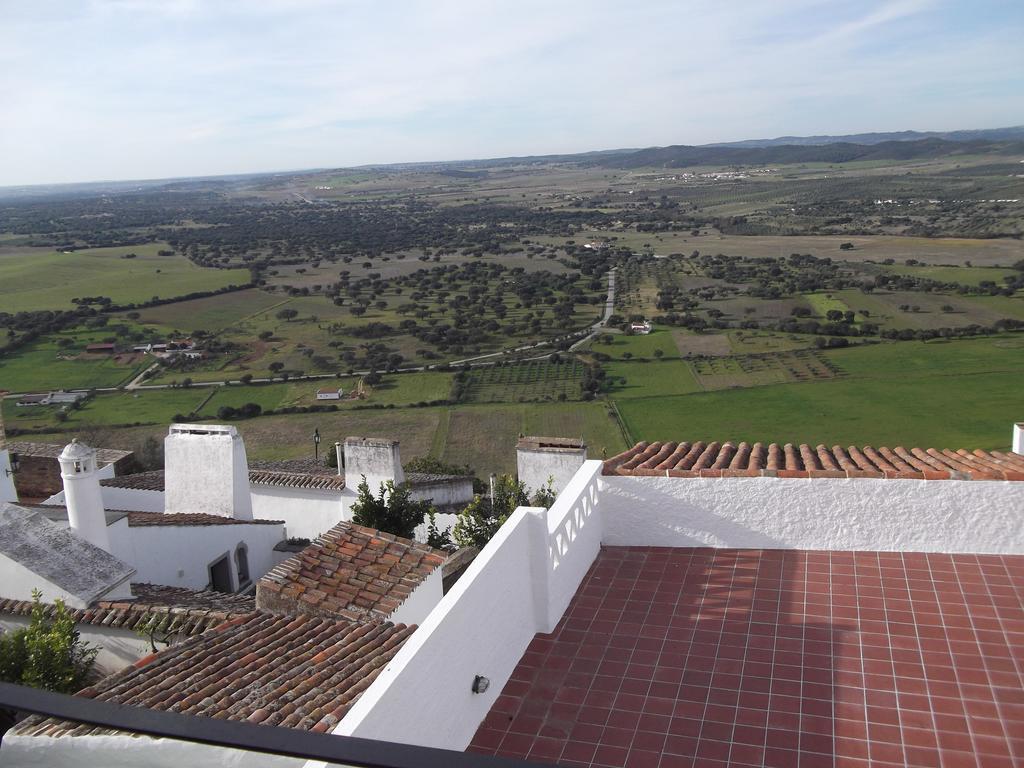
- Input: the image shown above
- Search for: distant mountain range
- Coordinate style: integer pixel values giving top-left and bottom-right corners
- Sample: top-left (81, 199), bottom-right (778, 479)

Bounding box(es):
top-left (592, 137), bottom-right (1024, 170)
top-left (706, 125), bottom-right (1024, 148)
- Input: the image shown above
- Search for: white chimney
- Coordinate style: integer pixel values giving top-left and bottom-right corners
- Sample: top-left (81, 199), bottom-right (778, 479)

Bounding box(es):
top-left (1014, 423), bottom-right (1024, 456)
top-left (344, 437), bottom-right (404, 493)
top-left (164, 424), bottom-right (253, 519)
top-left (59, 439), bottom-right (111, 552)
top-left (516, 436), bottom-right (587, 496)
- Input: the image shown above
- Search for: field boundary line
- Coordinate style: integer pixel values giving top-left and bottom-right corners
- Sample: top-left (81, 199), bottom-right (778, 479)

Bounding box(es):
top-left (607, 398), bottom-right (634, 448)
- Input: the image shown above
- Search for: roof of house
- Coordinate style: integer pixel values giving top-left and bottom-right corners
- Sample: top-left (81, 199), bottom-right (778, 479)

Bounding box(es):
top-left (604, 440), bottom-right (1024, 480)
top-left (257, 522), bottom-right (446, 621)
top-left (103, 466), bottom-right (469, 494)
top-left (517, 435), bottom-right (586, 452)
top-left (13, 612), bottom-right (415, 738)
top-left (125, 511), bottom-right (284, 527)
top-left (0, 583), bottom-right (256, 638)
top-left (316, 387), bottom-right (342, 394)
top-left (100, 470), bottom-right (165, 491)
top-left (9, 441), bottom-right (132, 464)
top-left (0, 503), bottom-right (135, 605)
top-left (24, 504), bottom-right (282, 528)
top-left (248, 468), bottom-right (348, 491)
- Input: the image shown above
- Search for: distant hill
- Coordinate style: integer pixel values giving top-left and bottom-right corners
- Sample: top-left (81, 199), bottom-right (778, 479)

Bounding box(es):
top-left (707, 125), bottom-right (1024, 148)
top-left (592, 138), bottom-right (1024, 169)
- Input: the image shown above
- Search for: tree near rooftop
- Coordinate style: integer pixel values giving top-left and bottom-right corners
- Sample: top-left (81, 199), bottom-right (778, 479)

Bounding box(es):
top-left (351, 477), bottom-right (434, 540)
top-left (0, 591), bottom-right (97, 696)
top-left (452, 474), bottom-right (556, 549)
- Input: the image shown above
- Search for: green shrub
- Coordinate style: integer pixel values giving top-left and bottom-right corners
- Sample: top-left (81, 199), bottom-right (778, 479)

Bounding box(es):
top-left (0, 591), bottom-right (97, 693)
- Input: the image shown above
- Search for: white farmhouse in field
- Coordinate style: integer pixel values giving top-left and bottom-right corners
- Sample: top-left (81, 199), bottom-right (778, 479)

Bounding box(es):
top-left (315, 386), bottom-right (344, 400)
top-left (630, 319), bottom-right (652, 334)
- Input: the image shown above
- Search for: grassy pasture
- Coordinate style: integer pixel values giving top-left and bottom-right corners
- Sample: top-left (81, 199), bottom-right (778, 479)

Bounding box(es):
top-left (605, 360), bottom-right (702, 399)
top-left (439, 403), bottom-right (626, 474)
top-left (616, 336), bottom-right (1023, 450)
top-left (589, 328), bottom-right (679, 359)
top-left (0, 330), bottom-right (147, 392)
top-left (879, 264), bottom-right (1019, 286)
top-left (133, 289), bottom-right (286, 332)
top-left (0, 243), bottom-right (249, 312)
top-left (804, 293), bottom-right (850, 318)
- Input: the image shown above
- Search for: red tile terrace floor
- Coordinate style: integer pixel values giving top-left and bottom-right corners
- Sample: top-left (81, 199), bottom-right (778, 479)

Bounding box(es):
top-left (469, 548), bottom-right (1024, 768)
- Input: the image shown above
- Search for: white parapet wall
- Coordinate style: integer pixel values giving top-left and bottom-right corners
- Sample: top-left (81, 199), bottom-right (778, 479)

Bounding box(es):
top-left (336, 460), bottom-right (605, 751)
top-left (0, 733), bottom-right (304, 768)
top-left (599, 475), bottom-right (1024, 554)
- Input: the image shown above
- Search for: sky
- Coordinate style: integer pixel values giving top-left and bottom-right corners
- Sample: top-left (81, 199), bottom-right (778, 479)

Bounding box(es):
top-left (1, 0), bottom-right (1022, 186)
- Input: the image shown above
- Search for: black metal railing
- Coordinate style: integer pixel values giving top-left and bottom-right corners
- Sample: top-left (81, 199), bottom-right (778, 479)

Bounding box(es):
top-left (0, 682), bottom-right (543, 768)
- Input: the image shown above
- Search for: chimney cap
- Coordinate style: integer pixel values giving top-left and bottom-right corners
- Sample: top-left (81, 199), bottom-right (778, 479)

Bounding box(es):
top-left (60, 438), bottom-right (96, 462)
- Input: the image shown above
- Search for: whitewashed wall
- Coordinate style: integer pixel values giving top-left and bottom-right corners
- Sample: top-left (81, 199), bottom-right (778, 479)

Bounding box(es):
top-left (409, 479), bottom-right (474, 509)
top-left (45, 486), bottom-right (165, 513)
top-left (1, 449), bottom-right (19, 503)
top-left (337, 461), bottom-right (605, 750)
top-left (600, 475), bottom-right (1024, 554)
top-left (518, 448), bottom-right (586, 496)
top-left (0, 734), bottom-right (303, 768)
top-left (119, 522), bottom-right (284, 592)
top-left (251, 486), bottom-right (349, 540)
top-left (389, 567), bottom-right (443, 626)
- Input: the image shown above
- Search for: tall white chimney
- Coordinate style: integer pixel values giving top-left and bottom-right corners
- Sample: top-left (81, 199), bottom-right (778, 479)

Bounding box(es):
top-left (1014, 423), bottom-right (1024, 456)
top-left (59, 439), bottom-right (111, 552)
top-left (344, 437), bottom-right (404, 493)
top-left (164, 424), bottom-right (253, 519)
top-left (516, 436), bottom-right (587, 496)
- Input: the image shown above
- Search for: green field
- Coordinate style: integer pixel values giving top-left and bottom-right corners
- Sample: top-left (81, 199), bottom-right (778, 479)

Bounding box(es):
top-left (605, 360), bottom-right (702, 398)
top-left (589, 328), bottom-right (680, 359)
top-left (461, 359), bottom-right (583, 403)
top-left (0, 243), bottom-right (250, 312)
top-left (615, 337), bottom-right (1024, 450)
top-left (0, 330), bottom-right (148, 392)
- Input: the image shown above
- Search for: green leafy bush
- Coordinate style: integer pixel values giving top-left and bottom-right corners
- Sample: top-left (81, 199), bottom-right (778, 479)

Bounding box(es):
top-left (351, 477), bottom-right (434, 540)
top-left (0, 591), bottom-right (97, 693)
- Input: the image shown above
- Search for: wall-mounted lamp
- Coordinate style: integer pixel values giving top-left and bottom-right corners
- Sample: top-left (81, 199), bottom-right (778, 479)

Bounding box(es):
top-left (472, 675), bottom-right (490, 694)
top-left (3, 452), bottom-right (19, 477)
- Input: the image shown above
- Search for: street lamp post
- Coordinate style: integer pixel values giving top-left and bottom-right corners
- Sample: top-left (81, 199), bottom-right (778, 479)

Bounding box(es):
top-left (313, 429), bottom-right (321, 463)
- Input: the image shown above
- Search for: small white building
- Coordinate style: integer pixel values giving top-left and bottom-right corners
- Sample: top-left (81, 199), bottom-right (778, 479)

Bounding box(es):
top-left (630, 319), bottom-right (652, 334)
top-left (315, 386), bottom-right (344, 400)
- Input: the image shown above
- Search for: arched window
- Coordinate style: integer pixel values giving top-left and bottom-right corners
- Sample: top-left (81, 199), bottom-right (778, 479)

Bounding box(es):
top-left (235, 544), bottom-right (250, 588)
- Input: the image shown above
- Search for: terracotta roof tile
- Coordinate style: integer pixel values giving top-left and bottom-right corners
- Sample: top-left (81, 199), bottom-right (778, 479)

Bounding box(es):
top-left (0, 583), bottom-right (255, 638)
top-left (604, 440), bottom-right (1024, 480)
top-left (126, 512), bottom-right (283, 527)
top-left (256, 522), bottom-right (446, 621)
top-left (13, 612), bottom-right (414, 737)
top-left (8, 441), bottom-right (132, 464)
